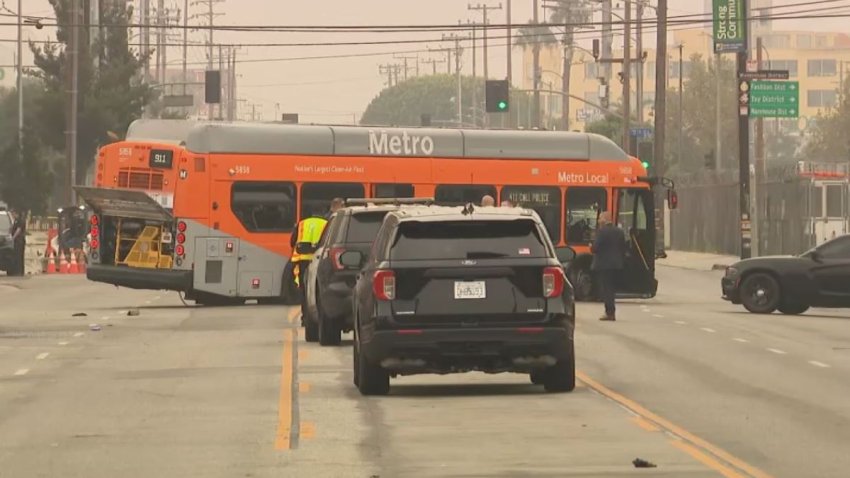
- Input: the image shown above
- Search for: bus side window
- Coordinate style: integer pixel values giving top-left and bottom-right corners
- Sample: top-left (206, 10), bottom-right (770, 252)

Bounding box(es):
top-left (565, 187), bottom-right (607, 245)
top-left (501, 185), bottom-right (562, 244)
top-left (435, 185), bottom-right (497, 207)
top-left (373, 184), bottom-right (414, 198)
top-left (231, 182), bottom-right (297, 233)
top-left (301, 183), bottom-right (365, 218)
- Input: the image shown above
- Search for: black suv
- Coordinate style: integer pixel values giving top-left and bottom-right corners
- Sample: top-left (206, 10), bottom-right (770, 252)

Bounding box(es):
top-left (347, 204), bottom-right (577, 396)
top-left (302, 198), bottom-right (435, 346)
top-left (0, 210), bottom-right (16, 275)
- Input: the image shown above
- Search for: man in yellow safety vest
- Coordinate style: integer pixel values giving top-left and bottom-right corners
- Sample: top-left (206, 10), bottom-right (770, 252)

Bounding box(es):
top-left (290, 199), bottom-right (343, 313)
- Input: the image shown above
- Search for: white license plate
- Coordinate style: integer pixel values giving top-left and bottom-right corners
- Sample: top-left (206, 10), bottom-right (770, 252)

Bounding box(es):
top-left (454, 281), bottom-right (486, 299)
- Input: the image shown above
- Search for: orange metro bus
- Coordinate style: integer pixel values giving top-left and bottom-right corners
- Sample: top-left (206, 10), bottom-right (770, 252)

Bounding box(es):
top-left (79, 122), bottom-right (675, 305)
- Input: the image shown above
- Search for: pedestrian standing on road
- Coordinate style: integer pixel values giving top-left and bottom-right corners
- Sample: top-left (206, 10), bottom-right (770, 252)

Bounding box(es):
top-left (290, 204), bottom-right (330, 317)
top-left (591, 212), bottom-right (626, 321)
top-left (10, 210), bottom-right (26, 276)
top-left (481, 195), bottom-right (496, 207)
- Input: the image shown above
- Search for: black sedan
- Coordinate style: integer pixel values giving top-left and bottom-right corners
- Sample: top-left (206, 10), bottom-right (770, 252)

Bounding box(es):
top-left (722, 234), bottom-right (850, 314)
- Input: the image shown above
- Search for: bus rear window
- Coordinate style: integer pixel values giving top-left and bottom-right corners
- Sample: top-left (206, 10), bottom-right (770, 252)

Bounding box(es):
top-left (231, 182), bottom-right (296, 232)
top-left (345, 211), bottom-right (390, 243)
top-left (391, 220), bottom-right (548, 260)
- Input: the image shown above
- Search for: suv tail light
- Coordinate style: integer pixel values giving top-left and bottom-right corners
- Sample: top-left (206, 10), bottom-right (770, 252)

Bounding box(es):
top-left (329, 247), bottom-right (346, 270)
top-left (373, 270), bottom-right (396, 301)
top-left (543, 266), bottom-right (565, 298)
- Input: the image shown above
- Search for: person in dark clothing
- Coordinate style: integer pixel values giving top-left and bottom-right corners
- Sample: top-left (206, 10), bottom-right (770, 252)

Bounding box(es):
top-left (10, 210), bottom-right (27, 276)
top-left (591, 212), bottom-right (626, 321)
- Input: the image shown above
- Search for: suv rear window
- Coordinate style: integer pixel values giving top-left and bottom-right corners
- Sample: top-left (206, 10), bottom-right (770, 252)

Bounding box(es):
top-left (391, 220), bottom-right (548, 260)
top-left (346, 211), bottom-right (391, 243)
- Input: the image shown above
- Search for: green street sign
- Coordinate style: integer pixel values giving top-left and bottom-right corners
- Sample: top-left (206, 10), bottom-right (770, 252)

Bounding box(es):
top-left (713, 0), bottom-right (747, 54)
top-left (750, 81), bottom-right (800, 118)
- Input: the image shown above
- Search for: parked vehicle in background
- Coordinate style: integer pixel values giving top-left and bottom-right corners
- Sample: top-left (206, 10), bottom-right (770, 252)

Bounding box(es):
top-left (350, 204), bottom-right (577, 396)
top-left (0, 209), bottom-right (15, 274)
top-left (722, 234), bottom-right (850, 314)
top-left (302, 198), bottom-right (435, 345)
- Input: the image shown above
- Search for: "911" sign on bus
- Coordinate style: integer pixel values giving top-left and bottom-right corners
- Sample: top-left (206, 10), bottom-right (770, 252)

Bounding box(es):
top-left (149, 149), bottom-right (174, 169)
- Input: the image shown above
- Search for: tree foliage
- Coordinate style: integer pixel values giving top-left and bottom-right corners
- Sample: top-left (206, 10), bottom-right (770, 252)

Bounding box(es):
top-left (0, 127), bottom-right (54, 215)
top-left (801, 80), bottom-right (850, 161)
top-left (361, 75), bottom-right (536, 128)
top-left (28, 0), bottom-right (154, 191)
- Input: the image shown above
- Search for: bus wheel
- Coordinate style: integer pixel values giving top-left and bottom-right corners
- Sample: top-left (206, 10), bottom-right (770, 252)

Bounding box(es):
top-left (570, 267), bottom-right (594, 302)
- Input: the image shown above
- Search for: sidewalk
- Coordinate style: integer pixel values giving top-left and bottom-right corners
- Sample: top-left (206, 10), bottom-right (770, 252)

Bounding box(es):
top-left (656, 250), bottom-right (739, 272)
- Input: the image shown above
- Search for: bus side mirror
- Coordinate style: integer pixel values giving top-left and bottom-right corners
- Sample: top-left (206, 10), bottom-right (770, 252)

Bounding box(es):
top-left (667, 190), bottom-right (679, 210)
top-left (295, 242), bottom-right (317, 255)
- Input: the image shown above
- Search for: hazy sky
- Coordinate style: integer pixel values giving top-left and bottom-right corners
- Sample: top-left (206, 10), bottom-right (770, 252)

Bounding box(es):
top-left (2, 0), bottom-right (849, 123)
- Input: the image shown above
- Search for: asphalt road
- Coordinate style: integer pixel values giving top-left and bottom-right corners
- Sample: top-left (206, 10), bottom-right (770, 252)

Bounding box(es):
top-left (0, 268), bottom-right (847, 477)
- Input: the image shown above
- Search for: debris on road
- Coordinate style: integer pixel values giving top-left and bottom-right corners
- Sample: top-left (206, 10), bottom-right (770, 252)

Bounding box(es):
top-left (632, 458), bottom-right (657, 468)
top-left (89, 324), bottom-right (102, 332)
top-left (72, 312), bottom-right (87, 317)
top-left (127, 309), bottom-right (140, 317)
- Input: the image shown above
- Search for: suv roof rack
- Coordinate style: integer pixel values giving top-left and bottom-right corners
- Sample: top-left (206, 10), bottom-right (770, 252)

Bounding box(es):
top-left (345, 197), bottom-right (435, 207)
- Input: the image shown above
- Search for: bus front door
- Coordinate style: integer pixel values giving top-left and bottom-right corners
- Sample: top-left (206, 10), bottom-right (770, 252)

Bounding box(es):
top-left (615, 188), bottom-right (658, 298)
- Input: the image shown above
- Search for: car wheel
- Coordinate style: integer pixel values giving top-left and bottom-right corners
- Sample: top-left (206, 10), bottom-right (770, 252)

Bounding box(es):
top-left (570, 267), bottom-right (594, 302)
top-left (356, 339), bottom-right (389, 396)
top-left (778, 303), bottom-right (809, 315)
top-left (304, 317), bottom-right (319, 343)
top-left (318, 297), bottom-right (342, 346)
top-left (543, 341), bottom-right (576, 393)
top-left (740, 273), bottom-right (781, 314)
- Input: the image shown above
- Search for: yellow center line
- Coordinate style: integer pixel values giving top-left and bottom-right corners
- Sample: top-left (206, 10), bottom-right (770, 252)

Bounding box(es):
top-left (577, 371), bottom-right (774, 478)
top-left (274, 327), bottom-right (295, 450)
top-left (275, 307), bottom-right (302, 450)
top-left (670, 440), bottom-right (747, 478)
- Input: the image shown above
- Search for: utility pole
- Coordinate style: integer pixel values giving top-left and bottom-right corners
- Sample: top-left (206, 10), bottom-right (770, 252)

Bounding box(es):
top-left (218, 44), bottom-right (224, 120)
top-left (155, 0), bottom-right (164, 85)
top-left (443, 32), bottom-right (467, 126)
top-left (653, 0), bottom-right (668, 255)
top-left (622, 0), bottom-right (631, 153)
top-left (67, 0), bottom-right (80, 204)
top-left (506, 0), bottom-right (512, 86)
top-left (636, 0), bottom-right (644, 125)
top-left (716, 51), bottom-right (722, 170)
top-left (183, 0), bottom-right (188, 96)
top-left (601, 0), bottom-right (613, 84)
top-left (470, 20), bottom-right (477, 127)
top-left (421, 57), bottom-right (444, 75)
top-left (678, 43), bottom-right (684, 166)
top-left (141, 0), bottom-right (150, 82)
top-left (754, 36), bottom-right (765, 257)
top-left (195, 0), bottom-right (224, 119)
top-left (16, 0), bottom-right (22, 165)
top-left (532, 0), bottom-right (540, 128)
top-left (468, 3), bottom-right (502, 82)
top-left (378, 63), bottom-right (395, 87)
top-left (230, 48), bottom-right (238, 121)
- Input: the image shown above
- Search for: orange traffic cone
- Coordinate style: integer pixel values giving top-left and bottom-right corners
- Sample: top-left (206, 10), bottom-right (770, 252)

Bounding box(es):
top-left (59, 251), bottom-right (69, 274)
top-left (78, 250), bottom-right (86, 274)
top-left (46, 249), bottom-right (56, 274)
top-left (69, 251), bottom-right (79, 274)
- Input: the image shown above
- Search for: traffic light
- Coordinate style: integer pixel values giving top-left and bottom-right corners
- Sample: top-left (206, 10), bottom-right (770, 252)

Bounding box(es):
top-left (637, 141), bottom-right (653, 170)
top-left (485, 80), bottom-right (510, 113)
top-left (205, 70), bottom-right (221, 104)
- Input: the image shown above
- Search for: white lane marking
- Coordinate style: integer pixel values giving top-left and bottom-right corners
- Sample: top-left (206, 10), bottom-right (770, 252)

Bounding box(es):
top-left (808, 361), bottom-right (830, 368)
top-left (73, 332), bottom-right (84, 337)
top-left (101, 316), bottom-right (110, 321)
top-left (652, 314), bottom-right (665, 318)
top-left (36, 353), bottom-right (49, 360)
top-left (767, 348), bottom-right (787, 355)
top-left (144, 300), bottom-right (152, 304)
top-left (733, 338), bottom-right (750, 343)
top-left (58, 341), bottom-right (69, 346)
top-left (700, 327), bottom-right (717, 333)
top-left (14, 369), bottom-right (29, 376)
top-left (153, 295), bottom-right (161, 301)
top-left (674, 321), bottom-right (687, 325)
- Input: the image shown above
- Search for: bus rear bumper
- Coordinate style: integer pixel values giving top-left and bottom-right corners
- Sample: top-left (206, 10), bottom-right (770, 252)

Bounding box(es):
top-left (86, 265), bottom-right (192, 292)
